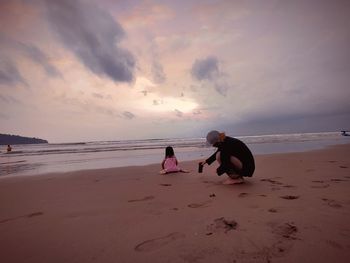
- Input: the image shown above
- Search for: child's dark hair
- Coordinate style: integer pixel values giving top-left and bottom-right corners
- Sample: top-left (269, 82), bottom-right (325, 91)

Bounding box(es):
top-left (165, 146), bottom-right (175, 158)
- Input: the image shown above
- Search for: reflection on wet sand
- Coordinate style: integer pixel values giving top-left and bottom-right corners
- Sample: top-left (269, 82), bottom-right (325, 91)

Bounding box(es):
top-left (0, 162), bottom-right (44, 176)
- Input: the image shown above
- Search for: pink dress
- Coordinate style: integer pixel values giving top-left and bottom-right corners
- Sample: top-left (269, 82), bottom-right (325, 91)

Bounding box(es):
top-left (163, 157), bottom-right (180, 173)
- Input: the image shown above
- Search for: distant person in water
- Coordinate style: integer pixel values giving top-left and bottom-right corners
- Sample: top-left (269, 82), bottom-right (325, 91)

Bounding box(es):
top-left (199, 130), bottom-right (255, 185)
top-left (160, 146), bottom-right (189, 174)
top-left (7, 145), bottom-right (12, 152)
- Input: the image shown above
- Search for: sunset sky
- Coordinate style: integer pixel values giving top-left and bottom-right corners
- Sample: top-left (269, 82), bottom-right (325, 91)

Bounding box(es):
top-left (1, 0), bottom-right (349, 142)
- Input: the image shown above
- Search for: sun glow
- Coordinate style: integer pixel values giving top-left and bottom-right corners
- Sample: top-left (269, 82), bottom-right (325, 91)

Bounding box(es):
top-left (145, 96), bottom-right (199, 113)
top-left (134, 77), bottom-right (199, 114)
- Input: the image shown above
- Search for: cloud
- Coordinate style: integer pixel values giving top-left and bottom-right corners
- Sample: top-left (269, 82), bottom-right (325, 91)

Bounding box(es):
top-left (174, 109), bottom-right (183, 117)
top-left (191, 56), bottom-right (232, 96)
top-left (0, 59), bottom-right (25, 86)
top-left (92, 93), bottom-right (104, 99)
top-left (45, 0), bottom-right (135, 83)
top-left (213, 79), bottom-right (231, 97)
top-left (0, 35), bottom-right (61, 78)
top-left (224, 110), bottom-right (350, 136)
top-left (148, 37), bottom-right (166, 84)
top-left (18, 43), bottom-right (62, 78)
top-left (0, 112), bottom-right (9, 120)
top-left (191, 56), bottom-right (219, 81)
top-left (192, 109), bottom-right (202, 115)
top-left (123, 111), bottom-right (135, 119)
top-left (152, 60), bottom-right (166, 84)
top-left (0, 94), bottom-right (21, 104)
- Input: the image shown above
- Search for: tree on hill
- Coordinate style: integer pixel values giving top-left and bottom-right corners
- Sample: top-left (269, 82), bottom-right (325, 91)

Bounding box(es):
top-left (0, 134), bottom-right (48, 145)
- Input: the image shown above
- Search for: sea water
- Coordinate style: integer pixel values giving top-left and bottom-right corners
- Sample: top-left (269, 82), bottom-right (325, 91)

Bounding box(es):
top-left (0, 132), bottom-right (348, 177)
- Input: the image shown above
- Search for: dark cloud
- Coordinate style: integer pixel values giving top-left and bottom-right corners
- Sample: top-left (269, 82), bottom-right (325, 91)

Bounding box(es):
top-left (0, 35), bottom-right (61, 78)
top-left (0, 59), bottom-right (25, 86)
top-left (191, 56), bottom-right (219, 81)
top-left (123, 111), bottom-right (135, 119)
top-left (191, 56), bottom-right (231, 96)
top-left (18, 43), bottom-right (62, 78)
top-left (152, 60), bottom-right (166, 84)
top-left (174, 109), bottom-right (183, 117)
top-left (223, 111), bottom-right (350, 136)
top-left (45, 0), bottom-right (135, 83)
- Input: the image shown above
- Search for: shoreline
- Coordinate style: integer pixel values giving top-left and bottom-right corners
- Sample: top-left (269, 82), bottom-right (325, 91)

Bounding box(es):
top-left (0, 143), bottom-right (350, 262)
top-left (1, 142), bottom-right (349, 180)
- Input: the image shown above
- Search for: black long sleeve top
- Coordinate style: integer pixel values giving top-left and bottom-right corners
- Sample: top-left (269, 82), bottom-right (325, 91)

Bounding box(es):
top-left (205, 136), bottom-right (255, 177)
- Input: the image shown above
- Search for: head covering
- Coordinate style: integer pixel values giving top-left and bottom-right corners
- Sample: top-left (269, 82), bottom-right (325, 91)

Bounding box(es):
top-left (206, 130), bottom-right (220, 145)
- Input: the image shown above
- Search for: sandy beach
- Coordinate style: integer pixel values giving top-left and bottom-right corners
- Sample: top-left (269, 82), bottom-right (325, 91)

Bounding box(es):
top-left (0, 144), bottom-right (350, 263)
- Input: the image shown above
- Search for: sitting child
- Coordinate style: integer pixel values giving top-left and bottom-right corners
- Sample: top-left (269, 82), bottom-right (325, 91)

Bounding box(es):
top-left (159, 146), bottom-right (189, 174)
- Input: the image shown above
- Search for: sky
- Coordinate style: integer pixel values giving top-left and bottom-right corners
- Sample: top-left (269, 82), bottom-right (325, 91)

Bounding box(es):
top-left (0, 0), bottom-right (349, 143)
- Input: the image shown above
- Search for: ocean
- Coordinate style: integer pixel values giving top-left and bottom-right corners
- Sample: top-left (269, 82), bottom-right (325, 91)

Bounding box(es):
top-left (0, 132), bottom-right (349, 177)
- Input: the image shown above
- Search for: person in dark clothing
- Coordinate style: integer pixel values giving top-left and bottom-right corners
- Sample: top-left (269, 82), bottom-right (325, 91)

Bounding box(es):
top-left (199, 130), bottom-right (255, 185)
top-left (7, 145), bottom-right (12, 153)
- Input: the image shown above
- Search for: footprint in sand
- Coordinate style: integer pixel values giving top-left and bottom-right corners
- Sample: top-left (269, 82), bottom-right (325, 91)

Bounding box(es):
top-left (159, 183), bottom-right (172, 186)
top-left (272, 222), bottom-right (298, 240)
top-left (321, 198), bottom-right (342, 208)
top-left (207, 217), bottom-right (238, 234)
top-left (261, 178), bottom-right (283, 185)
top-left (271, 187), bottom-right (281, 191)
top-left (280, 195), bottom-right (299, 200)
top-left (339, 166), bottom-right (348, 169)
top-left (0, 211), bottom-right (44, 224)
top-left (238, 192), bottom-right (249, 197)
top-left (128, 196), bottom-right (155, 203)
top-left (202, 180), bottom-right (222, 186)
top-left (27, 212), bottom-right (44, 218)
top-left (282, 185), bottom-right (296, 188)
top-left (326, 240), bottom-right (343, 249)
top-left (188, 200), bottom-right (212, 208)
top-left (134, 232), bottom-right (185, 252)
top-left (312, 180), bottom-right (324, 183)
top-left (330, 178), bottom-right (347, 182)
top-left (311, 184), bottom-right (330, 189)
top-left (268, 208), bottom-right (278, 213)
top-left (235, 223), bottom-right (298, 261)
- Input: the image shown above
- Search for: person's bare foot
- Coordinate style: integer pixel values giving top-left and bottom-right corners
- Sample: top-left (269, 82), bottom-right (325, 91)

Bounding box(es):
top-left (223, 177), bottom-right (244, 185)
top-left (159, 170), bottom-right (167, 175)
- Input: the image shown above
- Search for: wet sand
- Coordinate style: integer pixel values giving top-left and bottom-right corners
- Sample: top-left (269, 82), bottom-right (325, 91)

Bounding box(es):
top-left (0, 144), bottom-right (350, 262)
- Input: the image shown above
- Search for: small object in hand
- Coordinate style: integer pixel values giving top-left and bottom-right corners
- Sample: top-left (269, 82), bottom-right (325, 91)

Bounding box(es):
top-left (198, 162), bottom-right (204, 173)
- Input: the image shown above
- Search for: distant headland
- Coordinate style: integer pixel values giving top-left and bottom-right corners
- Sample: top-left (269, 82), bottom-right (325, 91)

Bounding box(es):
top-left (0, 134), bottom-right (48, 145)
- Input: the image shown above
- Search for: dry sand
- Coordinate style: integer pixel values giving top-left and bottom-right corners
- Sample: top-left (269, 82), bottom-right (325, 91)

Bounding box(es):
top-left (0, 144), bottom-right (350, 263)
